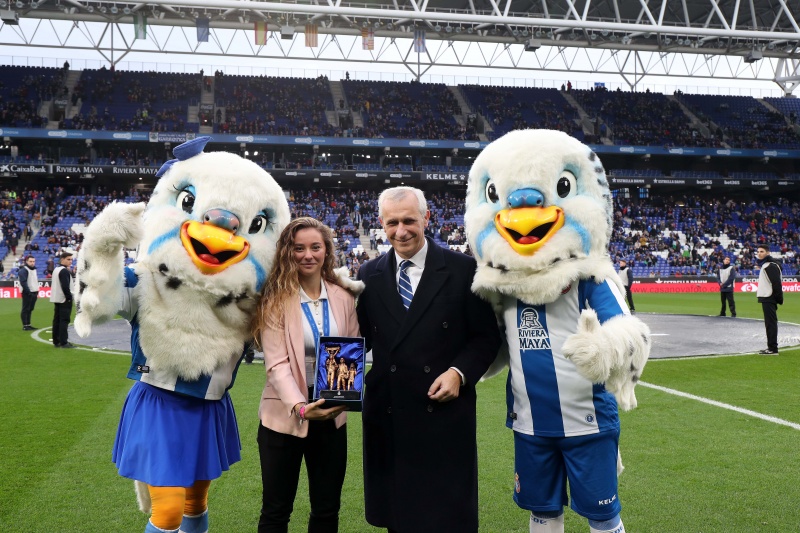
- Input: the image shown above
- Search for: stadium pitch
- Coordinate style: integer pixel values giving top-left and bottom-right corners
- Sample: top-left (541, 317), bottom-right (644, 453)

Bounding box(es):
top-left (1, 293), bottom-right (798, 532)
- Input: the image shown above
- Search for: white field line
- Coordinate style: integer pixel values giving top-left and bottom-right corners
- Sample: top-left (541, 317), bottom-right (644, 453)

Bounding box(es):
top-left (31, 327), bottom-right (130, 355)
top-left (638, 381), bottom-right (800, 431)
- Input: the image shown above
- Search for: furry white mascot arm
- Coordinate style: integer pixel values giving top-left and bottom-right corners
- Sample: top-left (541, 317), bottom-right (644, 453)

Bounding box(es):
top-left (74, 202), bottom-right (145, 337)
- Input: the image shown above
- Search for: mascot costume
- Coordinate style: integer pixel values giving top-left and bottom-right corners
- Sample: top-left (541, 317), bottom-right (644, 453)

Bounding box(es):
top-left (74, 136), bottom-right (290, 533)
top-left (464, 129), bottom-right (650, 533)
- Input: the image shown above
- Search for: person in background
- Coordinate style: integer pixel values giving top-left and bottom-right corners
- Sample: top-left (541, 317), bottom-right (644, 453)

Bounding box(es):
top-left (717, 256), bottom-right (737, 317)
top-left (19, 255), bottom-right (38, 330)
top-left (50, 251), bottom-right (75, 348)
top-left (618, 259), bottom-right (635, 312)
top-left (254, 217), bottom-right (360, 533)
top-left (755, 245), bottom-right (783, 355)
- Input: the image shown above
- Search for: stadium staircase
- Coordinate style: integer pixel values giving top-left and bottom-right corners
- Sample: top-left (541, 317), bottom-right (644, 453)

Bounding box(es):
top-left (195, 76), bottom-right (215, 135)
top-left (60, 70), bottom-right (84, 127)
top-left (562, 91), bottom-right (614, 144)
top-left (667, 94), bottom-right (712, 140)
top-left (327, 80), bottom-right (349, 129)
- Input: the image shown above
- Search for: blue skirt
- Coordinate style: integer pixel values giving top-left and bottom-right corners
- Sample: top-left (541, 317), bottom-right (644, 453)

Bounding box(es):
top-left (112, 381), bottom-right (242, 487)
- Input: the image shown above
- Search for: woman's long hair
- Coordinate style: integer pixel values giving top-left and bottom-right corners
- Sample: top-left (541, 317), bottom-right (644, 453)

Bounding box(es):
top-left (253, 217), bottom-right (340, 345)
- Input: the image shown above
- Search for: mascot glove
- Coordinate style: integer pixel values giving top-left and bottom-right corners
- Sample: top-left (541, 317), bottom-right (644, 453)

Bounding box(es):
top-left (562, 309), bottom-right (624, 384)
top-left (563, 310), bottom-right (650, 411)
top-left (82, 201), bottom-right (146, 254)
top-left (334, 266), bottom-right (365, 295)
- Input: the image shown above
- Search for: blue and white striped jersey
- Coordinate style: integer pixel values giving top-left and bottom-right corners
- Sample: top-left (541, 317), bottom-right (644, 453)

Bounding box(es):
top-left (504, 278), bottom-right (629, 437)
top-left (119, 267), bottom-right (243, 401)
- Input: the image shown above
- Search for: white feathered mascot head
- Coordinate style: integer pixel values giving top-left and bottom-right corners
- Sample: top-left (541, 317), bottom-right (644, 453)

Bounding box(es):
top-left (75, 136), bottom-right (290, 380)
top-left (466, 129), bottom-right (619, 305)
top-left (465, 129), bottom-right (649, 411)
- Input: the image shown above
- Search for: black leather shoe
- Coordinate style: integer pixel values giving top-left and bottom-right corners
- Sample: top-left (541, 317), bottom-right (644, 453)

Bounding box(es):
top-left (59, 343), bottom-right (76, 349)
top-left (22, 325), bottom-right (36, 331)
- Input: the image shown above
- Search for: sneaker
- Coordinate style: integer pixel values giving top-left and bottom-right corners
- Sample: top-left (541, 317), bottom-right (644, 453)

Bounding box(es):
top-left (22, 325), bottom-right (36, 331)
top-left (758, 349), bottom-right (779, 355)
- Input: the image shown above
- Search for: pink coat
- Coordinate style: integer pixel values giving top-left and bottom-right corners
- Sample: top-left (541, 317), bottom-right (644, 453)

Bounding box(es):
top-left (258, 281), bottom-right (359, 437)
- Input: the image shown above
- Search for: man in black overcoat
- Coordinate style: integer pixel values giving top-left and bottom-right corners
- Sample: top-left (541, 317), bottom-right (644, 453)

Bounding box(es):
top-left (357, 186), bottom-right (501, 533)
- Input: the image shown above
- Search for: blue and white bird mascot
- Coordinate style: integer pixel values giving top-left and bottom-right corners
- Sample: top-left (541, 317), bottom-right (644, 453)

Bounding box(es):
top-left (74, 137), bottom-right (290, 533)
top-left (464, 129), bottom-right (650, 533)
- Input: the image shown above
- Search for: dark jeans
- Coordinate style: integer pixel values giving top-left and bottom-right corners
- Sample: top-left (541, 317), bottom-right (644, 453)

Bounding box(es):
top-left (720, 292), bottom-right (736, 316)
top-left (21, 292), bottom-right (37, 326)
top-left (761, 302), bottom-right (778, 351)
top-left (52, 301), bottom-right (72, 346)
top-left (257, 421), bottom-right (347, 533)
top-left (624, 286), bottom-right (635, 311)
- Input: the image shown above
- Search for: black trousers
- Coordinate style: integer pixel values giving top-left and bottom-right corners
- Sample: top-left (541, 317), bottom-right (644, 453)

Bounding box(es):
top-left (20, 292), bottom-right (37, 326)
top-left (624, 286), bottom-right (635, 311)
top-left (52, 301), bottom-right (72, 346)
top-left (761, 302), bottom-right (778, 352)
top-left (720, 292), bottom-right (736, 316)
top-left (257, 421), bottom-right (347, 533)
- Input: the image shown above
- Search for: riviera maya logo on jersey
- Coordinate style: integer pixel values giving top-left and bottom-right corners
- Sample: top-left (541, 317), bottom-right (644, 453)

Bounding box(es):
top-left (519, 307), bottom-right (551, 350)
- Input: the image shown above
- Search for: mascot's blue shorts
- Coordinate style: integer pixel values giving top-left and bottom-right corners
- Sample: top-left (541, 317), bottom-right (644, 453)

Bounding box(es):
top-left (113, 381), bottom-right (241, 487)
top-left (513, 429), bottom-right (621, 521)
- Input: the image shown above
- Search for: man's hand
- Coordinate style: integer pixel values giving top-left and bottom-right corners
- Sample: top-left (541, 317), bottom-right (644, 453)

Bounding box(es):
top-left (428, 368), bottom-right (461, 402)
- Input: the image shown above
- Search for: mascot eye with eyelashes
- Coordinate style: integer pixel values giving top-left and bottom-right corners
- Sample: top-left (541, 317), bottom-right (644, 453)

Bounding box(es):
top-left (248, 213), bottom-right (271, 234)
top-left (177, 189), bottom-right (196, 213)
top-left (556, 170), bottom-right (576, 198)
top-left (485, 180), bottom-right (499, 203)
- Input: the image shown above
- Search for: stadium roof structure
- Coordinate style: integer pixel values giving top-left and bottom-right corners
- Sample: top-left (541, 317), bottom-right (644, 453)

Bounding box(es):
top-left (1, 0), bottom-right (799, 93)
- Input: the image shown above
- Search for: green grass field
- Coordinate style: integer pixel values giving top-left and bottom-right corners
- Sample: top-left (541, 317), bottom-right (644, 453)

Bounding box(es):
top-left (0, 293), bottom-right (797, 532)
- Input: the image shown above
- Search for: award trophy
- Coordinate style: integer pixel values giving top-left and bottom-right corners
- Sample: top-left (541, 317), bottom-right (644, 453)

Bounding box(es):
top-left (312, 335), bottom-right (365, 411)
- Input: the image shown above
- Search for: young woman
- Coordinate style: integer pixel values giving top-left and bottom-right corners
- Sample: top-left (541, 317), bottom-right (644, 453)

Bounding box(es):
top-left (254, 217), bottom-right (360, 533)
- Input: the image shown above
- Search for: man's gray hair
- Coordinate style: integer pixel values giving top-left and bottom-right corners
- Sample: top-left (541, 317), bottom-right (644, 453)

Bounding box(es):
top-left (378, 186), bottom-right (428, 219)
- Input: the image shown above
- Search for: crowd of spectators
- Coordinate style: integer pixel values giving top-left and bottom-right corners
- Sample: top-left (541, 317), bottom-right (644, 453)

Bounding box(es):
top-left (216, 75), bottom-right (338, 136)
top-left (6, 65), bottom-right (800, 151)
top-left (0, 66), bottom-right (67, 128)
top-left (2, 184), bottom-right (797, 281)
top-left (463, 86), bottom-right (580, 141)
top-left (342, 81), bottom-right (471, 140)
top-left (66, 70), bottom-right (199, 133)
top-left (573, 86), bottom-right (708, 148)
top-left (675, 93), bottom-right (800, 149)
top-left (611, 194), bottom-right (799, 276)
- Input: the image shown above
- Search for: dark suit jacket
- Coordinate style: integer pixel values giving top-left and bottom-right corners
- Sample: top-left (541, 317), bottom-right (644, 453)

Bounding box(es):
top-left (357, 238), bottom-right (501, 533)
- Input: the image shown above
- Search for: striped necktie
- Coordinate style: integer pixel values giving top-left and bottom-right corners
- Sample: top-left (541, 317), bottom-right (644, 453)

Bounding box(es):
top-left (398, 259), bottom-right (414, 310)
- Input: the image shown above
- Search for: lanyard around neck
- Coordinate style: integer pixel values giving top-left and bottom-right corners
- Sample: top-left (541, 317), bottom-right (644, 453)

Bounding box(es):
top-left (301, 299), bottom-right (330, 354)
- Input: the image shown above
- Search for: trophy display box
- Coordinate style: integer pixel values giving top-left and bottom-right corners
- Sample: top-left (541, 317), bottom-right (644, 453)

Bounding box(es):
top-left (312, 335), bottom-right (365, 411)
